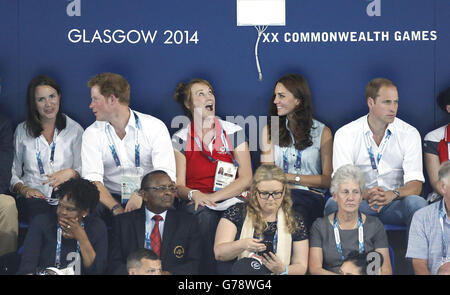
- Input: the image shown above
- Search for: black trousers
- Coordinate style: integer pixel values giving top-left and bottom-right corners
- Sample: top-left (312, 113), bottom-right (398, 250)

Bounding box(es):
top-left (178, 201), bottom-right (221, 275)
top-left (290, 188), bottom-right (325, 231)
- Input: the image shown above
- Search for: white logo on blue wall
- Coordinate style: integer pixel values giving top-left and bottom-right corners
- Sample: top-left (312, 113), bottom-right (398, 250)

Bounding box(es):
top-left (66, 0), bottom-right (81, 17)
top-left (366, 0), bottom-right (381, 17)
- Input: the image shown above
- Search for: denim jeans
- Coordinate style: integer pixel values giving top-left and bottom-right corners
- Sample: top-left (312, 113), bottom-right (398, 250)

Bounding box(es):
top-left (323, 195), bottom-right (428, 228)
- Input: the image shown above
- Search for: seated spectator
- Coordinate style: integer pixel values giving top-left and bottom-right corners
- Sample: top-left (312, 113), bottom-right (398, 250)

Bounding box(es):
top-left (309, 164), bottom-right (392, 275)
top-left (82, 73), bottom-right (176, 226)
top-left (11, 75), bottom-right (83, 221)
top-left (214, 164), bottom-right (309, 275)
top-left (127, 248), bottom-right (162, 275)
top-left (260, 73), bottom-right (333, 230)
top-left (423, 87), bottom-right (450, 203)
top-left (172, 78), bottom-right (253, 274)
top-left (0, 115), bottom-right (17, 258)
top-left (109, 170), bottom-right (202, 275)
top-left (16, 178), bottom-right (108, 275)
top-left (339, 250), bottom-right (384, 275)
top-left (406, 161), bottom-right (450, 275)
top-left (325, 78), bottom-right (427, 232)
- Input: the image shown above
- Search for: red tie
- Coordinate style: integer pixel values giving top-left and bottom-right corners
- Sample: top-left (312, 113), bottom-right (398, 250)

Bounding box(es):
top-left (151, 215), bottom-right (163, 256)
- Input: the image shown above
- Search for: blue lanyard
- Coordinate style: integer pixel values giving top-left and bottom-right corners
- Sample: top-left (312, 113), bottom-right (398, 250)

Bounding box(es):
top-left (439, 200), bottom-right (449, 258)
top-left (282, 149), bottom-right (302, 173)
top-left (36, 128), bottom-right (58, 175)
top-left (55, 221), bottom-right (84, 268)
top-left (105, 111), bottom-right (141, 168)
top-left (193, 125), bottom-right (238, 167)
top-left (333, 211), bottom-right (364, 261)
top-left (367, 130), bottom-right (391, 170)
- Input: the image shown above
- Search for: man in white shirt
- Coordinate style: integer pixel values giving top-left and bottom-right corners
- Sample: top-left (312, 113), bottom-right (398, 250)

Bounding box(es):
top-left (82, 72), bottom-right (176, 222)
top-left (324, 78), bottom-right (427, 228)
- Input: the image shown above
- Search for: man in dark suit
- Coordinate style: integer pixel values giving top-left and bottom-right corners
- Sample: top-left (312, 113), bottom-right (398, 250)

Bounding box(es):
top-left (108, 170), bottom-right (201, 275)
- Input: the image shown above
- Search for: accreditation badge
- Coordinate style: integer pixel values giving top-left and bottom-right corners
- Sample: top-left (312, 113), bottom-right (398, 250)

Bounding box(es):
top-left (213, 161), bottom-right (237, 191)
top-left (121, 168), bottom-right (144, 205)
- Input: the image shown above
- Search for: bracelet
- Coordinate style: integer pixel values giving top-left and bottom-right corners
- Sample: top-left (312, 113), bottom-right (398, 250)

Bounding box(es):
top-left (110, 204), bottom-right (121, 213)
top-left (279, 266), bottom-right (289, 275)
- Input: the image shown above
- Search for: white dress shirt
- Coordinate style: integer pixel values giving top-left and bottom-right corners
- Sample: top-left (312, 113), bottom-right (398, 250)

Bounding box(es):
top-left (333, 115), bottom-right (424, 190)
top-left (81, 109), bottom-right (176, 195)
top-left (10, 114), bottom-right (84, 198)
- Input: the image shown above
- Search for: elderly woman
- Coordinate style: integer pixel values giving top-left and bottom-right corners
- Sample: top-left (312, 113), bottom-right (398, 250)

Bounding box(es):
top-left (214, 164), bottom-right (308, 275)
top-left (11, 75), bottom-right (83, 221)
top-left (308, 164), bottom-right (392, 275)
top-left (172, 78), bottom-right (253, 274)
top-left (16, 178), bottom-right (108, 275)
top-left (261, 73), bottom-right (333, 230)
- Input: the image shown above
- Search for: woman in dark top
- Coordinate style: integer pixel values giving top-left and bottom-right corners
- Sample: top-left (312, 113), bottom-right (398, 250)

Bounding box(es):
top-left (17, 178), bottom-right (107, 275)
top-left (308, 164), bottom-right (392, 275)
top-left (214, 164), bottom-right (308, 275)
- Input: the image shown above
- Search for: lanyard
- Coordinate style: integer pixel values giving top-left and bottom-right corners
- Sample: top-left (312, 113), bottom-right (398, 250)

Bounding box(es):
top-left (192, 119), bottom-right (238, 167)
top-left (35, 128), bottom-right (58, 175)
top-left (365, 129), bottom-right (392, 170)
top-left (439, 200), bottom-right (449, 258)
top-left (105, 111), bottom-right (141, 168)
top-left (55, 221), bottom-right (84, 268)
top-left (282, 118), bottom-right (302, 173)
top-left (333, 211), bottom-right (364, 261)
top-left (282, 149), bottom-right (302, 173)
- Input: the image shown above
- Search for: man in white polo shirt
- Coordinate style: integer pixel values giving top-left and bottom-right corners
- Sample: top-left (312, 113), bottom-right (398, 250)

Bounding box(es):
top-left (324, 78), bottom-right (427, 229)
top-left (82, 72), bottom-right (176, 222)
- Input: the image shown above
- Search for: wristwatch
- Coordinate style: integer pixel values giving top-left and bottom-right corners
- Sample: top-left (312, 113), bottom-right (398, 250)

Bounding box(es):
top-left (188, 190), bottom-right (199, 201)
top-left (294, 173), bottom-right (301, 184)
top-left (393, 189), bottom-right (400, 200)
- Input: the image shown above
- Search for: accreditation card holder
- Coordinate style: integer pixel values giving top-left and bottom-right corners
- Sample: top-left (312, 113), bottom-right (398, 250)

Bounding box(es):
top-left (121, 175), bottom-right (141, 206)
top-left (213, 160), bottom-right (237, 191)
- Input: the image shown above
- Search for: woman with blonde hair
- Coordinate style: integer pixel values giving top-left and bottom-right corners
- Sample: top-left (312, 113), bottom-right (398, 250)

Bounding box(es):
top-left (214, 164), bottom-right (308, 275)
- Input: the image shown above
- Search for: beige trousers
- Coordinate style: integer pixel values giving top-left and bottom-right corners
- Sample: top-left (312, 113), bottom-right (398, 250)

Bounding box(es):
top-left (0, 194), bottom-right (18, 256)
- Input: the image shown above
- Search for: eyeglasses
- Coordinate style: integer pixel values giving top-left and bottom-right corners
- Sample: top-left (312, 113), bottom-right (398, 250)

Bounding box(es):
top-left (256, 189), bottom-right (284, 200)
top-left (142, 184), bottom-right (177, 193)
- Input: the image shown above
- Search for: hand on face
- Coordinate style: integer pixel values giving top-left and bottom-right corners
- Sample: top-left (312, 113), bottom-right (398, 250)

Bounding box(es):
top-left (59, 216), bottom-right (85, 241)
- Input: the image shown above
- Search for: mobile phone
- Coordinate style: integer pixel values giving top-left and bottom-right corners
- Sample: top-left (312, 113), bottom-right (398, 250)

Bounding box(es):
top-left (259, 241), bottom-right (273, 255)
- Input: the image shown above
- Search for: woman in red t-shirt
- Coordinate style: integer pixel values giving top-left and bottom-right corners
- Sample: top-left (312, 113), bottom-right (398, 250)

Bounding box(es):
top-left (173, 79), bottom-right (252, 274)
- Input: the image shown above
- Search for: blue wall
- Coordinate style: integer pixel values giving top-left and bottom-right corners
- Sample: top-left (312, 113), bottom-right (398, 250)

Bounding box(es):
top-left (1, 0), bottom-right (449, 192)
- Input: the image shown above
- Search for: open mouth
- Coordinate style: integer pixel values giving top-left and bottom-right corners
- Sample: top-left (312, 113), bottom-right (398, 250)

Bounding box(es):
top-left (205, 103), bottom-right (214, 111)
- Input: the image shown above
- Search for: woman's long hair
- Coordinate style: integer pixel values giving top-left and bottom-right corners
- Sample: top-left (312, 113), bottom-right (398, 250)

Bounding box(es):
top-left (25, 75), bottom-right (66, 138)
top-left (246, 164), bottom-right (299, 236)
top-left (268, 73), bottom-right (314, 150)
